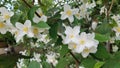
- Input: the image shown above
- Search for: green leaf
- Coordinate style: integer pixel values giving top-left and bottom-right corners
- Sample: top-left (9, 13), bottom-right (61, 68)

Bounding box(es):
top-left (33, 21), bottom-right (50, 28)
top-left (49, 22), bottom-right (58, 40)
top-left (10, 13), bottom-right (21, 25)
top-left (56, 57), bottom-right (70, 68)
top-left (28, 61), bottom-right (40, 68)
top-left (42, 61), bottom-right (52, 68)
top-left (95, 33), bottom-right (110, 42)
top-left (94, 61), bottom-right (105, 68)
top-left (96, 23), bottom-right (111, 34)
top-left (59, 45), bottom-right (69, 57)
top-left (81, 58), bottom-right (97, 68)
top-left (28, 6), bottom-right (38, 21)
top-left (93, 45), bottom-right (110, 60)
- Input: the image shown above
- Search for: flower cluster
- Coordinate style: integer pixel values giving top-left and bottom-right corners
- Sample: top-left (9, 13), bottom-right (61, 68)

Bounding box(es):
top-left (0, 7), bottom-right (49, 43)
top-left (60, 25), bottom-right (99, 58)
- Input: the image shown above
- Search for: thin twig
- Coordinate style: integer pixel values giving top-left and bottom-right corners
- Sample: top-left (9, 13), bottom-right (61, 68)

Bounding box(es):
top-left (108, 0), bottom-right (114, 15)
top-left (22, 0), bottom-right (41, 18)
top-left (38, 0), bottom-right (45, 6)
top-left (69, 51), bottom-right (80, 64)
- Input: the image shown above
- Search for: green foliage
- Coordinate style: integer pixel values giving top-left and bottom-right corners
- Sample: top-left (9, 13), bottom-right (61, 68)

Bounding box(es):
top-left (28, 61), bottom-right (40, 68)
top-left (95, 33), bottom-right (110, 42)
top-left (33, 21), bottom-right (50, 28)
top-left (28, 6), bottom-right (39, 22)
top-left (93, 45), bottom-right (110, 60)
top-left (94, 61), bottom-right (105, 68)
top-left (81, 58), bottom-right (97, 68)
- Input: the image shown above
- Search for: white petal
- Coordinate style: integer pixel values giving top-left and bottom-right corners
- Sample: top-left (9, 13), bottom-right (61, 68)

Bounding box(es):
top-left (33, 15), bottom-right (41, 23)
top-left (15, 22), bottom-right (23, 29)
top-left (24, 20), bottom-right (31, 27)
top-left (68, 16), bottom-right (74, 23)
top-left (73, 26), bottom-right (80, 35)
top-left (65, 26), bottom-right (72, 35)
top-left (89, 46), bottom-right (97, 53)
top-left (81, 51), bottom-right (89, 58)
top-left (72, 8), bottom-right (79, 14)
top-left (61, 12), bottom-right (68, 20)
top-left (40, 15), bottom-right (47, 22)
top-left (0, 7), bottom-right (8, 14)
top-left (64, 4), bottom-right (71, 11)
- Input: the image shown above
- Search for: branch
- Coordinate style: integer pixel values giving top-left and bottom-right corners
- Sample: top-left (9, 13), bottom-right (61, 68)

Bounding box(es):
top-left (108, 0), bottom-right (114, 16)
top-left (38, 0), bottom-right (45, 6)
top-left (69, 51), bottom-right (80, 65)
top-left (22, 0), bottom-right (41, 18)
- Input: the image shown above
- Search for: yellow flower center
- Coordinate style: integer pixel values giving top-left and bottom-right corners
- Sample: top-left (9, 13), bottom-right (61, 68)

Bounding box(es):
top-left (39, 12), bottom-right (43, 16)
top-left (66, 10), bottom-right (72, 16)
top-left (4, 14), bottom-right (10, 20)
top-left (33, 28), bottom-right (39, 35)
top-left (79, 39), bottom-right (85, 45)
top-left (23, 27), bottom-right (28, 32)
top-left (73, 44), bottom-right (77, 49)
top-left (116, 27), bottom-right (120, 32)
top-left (70, 34), bottom-right (74, 38)
top-left (84, 48), bottom-right (89, 52)
top-left (0, 22), bottom-right (5, 28)
top-left (75, 13), bottom-right (80, 17)
top-left (15, 31), bottom-right (18, 35)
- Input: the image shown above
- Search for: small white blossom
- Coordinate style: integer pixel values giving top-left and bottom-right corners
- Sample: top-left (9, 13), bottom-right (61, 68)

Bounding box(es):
top-left (60, 4), bottom-right (79, 23)
top-left (15, 20), bottom-right (34, 42)
top-left (62, 26), bottom-right (80, 44)
top-left (113, 23), bottom-right (120, 37)
top-left (100, 6), bottom-right (107, 15)
top-left (112, 45), bottom-right (119, 52)
top-left (81, 46), bottom-right (97, 58)
top-left (46, 52), bottom-right (58, 66)
top-left (19, 50), bottom-right (27, 56)
top-left (17, 59), bottom-right (26, 68)
top-left (0, 7), bottom-right (14, 22)
top-left (30, 53), bottom-right (41, 62)
top-left (33, 8), bottom-right (47, 23)
top-left (91, 21), bottom-right (97, 30)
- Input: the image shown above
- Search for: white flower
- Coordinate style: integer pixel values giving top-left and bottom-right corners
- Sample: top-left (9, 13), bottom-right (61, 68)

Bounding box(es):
top-left (19, 50), bottom-right (27, 56)
top-left (17, 59), bottom-right (26, 68)
top-left (0, 7), bottom-right (14, 22)
top-left (37, 34), bottom-right (50, 44)
top-left (79, 66), bottom-right (85, 68)
top-left (113, 23), bottom-right (120, 37)
top-left (15, 20), bottom-right (34, 37)
top-left (100, 6), bottom-right (107, 15)
top-left (30, 53), bottom-right (41, 62)
top-left (30, 42), bottom-right (40, 48)
top-left (46, 52), bottom-right (58, 66)
top-left (31, 26), bottom-right (46, 38)
top-left (91, 21), bottom-right (97, 30)
top-left (111, 15), bottom-right (120, 24)
top-left (0, 21), bottom-right (8, 34)
top-left (81, 46), bottom-right (97, 58)
top-left (62, 26), bottom-right (80, 44)
top-left (68, 32), bottom-right (99, 54)
top-left (86, 0), bottom-right (96, 9)
top-left (112, 45), bottom-right (119, 52)
top-left (33, 8), bottom-right (47, 23)
top-left (60, 4), bottom-right (79, 23)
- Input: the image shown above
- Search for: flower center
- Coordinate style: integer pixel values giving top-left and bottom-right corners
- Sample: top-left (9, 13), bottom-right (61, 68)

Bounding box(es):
top-left (84, 48), bottom-right (89, 52)
top-left (73, 44), bottom-right (77, 49)
top-left (79, 39), bottom-right (85, 45)
top-left (116, 27), bottom-right (120, 32)
top-left (0, 22), bottom-right (5, 28)
top-left (39, 12), bottom-right (43, 16)
top-left (4, 14), bottom-right (10, 20)
top-left (66, 10), bottom-right (72, 16)
top-left (33, 28), bottom-right (39, 35)
top-left (70, 34), bottom-right (74, 38)
top-left (23, 27), bottom-right (28, 32)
